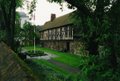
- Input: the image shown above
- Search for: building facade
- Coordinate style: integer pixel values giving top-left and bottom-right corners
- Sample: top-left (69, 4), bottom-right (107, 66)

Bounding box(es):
top-left (39, 13), bottom-right (85, 55)
top-left (18, 12), bottom-right (29, 28)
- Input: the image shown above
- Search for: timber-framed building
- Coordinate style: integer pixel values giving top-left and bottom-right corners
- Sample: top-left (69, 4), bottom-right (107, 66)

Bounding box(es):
top-left (39, 13), bottom-right (83, 54)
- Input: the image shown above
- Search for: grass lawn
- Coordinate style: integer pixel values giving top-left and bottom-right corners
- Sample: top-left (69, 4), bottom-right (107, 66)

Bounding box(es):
top-left (26, 59), bottom-right (79, 81)
top-left (24, 46), bottom-right (82, 68)
top-left (33, 59), bottom-right (70, 75)
top-left (24, 46), bottom-right (83, 80)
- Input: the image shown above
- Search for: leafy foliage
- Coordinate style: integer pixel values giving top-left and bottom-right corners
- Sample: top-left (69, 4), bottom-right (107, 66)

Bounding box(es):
top-left (25, 59), bottom-right (66, 81)
top-left (21, 22), bottom-right (36, 46)
top-left (28, 0), bottom-right (37, 14)
top-left (0, 0), bottom-right (23, 49)
top-left (0, 30), bottom-right (6, 41)
top-left (27, 50), bottom-right (45, 57)
top-left (78, 55), bottom-right (120, 81)
top-left (47, 0), bottom-right (120, 80)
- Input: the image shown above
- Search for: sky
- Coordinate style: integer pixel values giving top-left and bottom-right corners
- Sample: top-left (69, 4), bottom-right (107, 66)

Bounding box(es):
top-left (17, 0), bottom-right (74, 25)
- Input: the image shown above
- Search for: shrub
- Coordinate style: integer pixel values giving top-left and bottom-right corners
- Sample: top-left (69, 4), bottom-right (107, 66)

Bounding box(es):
top-left (78, 55), bottom-right (120, 81)
top-left (27, 50), bottom-right (46, 57)
top-left (25, 59), bottom-right (66, 81)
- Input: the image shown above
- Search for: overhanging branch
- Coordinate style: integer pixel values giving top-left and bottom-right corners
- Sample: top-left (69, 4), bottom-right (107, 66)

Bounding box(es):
top-left (65, 0), bottom-right (92, 16)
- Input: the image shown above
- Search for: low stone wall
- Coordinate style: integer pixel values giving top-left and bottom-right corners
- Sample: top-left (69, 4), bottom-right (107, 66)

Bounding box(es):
top-left (70, 40), bottom-right (88, 56)
top-left (0, 42), bottom-right (37, 81)
top-left (43, 41), bottom-right (67, 52)
top-left (42, 40), bottom-right (88, 56)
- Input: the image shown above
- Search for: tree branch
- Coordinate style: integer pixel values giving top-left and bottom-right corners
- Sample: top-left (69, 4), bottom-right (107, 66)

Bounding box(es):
top-left (65, 0), bottom-right (92, 16)
top-left (0, 4), bottom-right (9, 28)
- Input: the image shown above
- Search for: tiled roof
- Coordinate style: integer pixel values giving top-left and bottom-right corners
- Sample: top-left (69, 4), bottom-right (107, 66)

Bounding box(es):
top-left (42, 12), bottom-right (73, 31)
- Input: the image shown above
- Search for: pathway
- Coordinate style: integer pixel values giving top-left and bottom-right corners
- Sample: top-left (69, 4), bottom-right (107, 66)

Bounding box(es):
top-left (24, 50), bottom-right (80, 73)
top-left (48, 59), bottom-right (80, 73)
top-left (27, 52), bottom-right (57, 60)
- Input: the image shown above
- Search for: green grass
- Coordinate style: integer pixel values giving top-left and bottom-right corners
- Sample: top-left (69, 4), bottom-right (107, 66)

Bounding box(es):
top-left (23, 46), bottom-right (82, 80)
top-left (33, 59), bottom-right (70, 75)
top-left (32, 59), bottom-right (79, 81)
top-left (26, 59), bottom-right (79, 81)
top-left (24, 46), bottom-right (82, 68)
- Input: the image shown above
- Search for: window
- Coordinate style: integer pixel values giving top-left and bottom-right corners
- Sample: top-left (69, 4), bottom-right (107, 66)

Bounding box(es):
top-left (64, 27), bottom-right (68, 37)
top-left (55, 29), bottom-right (57, 40)
top-left (69, 27), bottom-right (73, 38)
top-left (60, 27), bottom-right (63, 39)
top-left (53, 29), bottom-right (55, 40)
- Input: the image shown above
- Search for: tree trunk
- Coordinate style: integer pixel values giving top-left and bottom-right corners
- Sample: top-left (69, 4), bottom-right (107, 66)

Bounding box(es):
top-left (109, 49), bottom-right (117, 69)
top-left (87, 34), bottom-right (99, 55)
top-left (107, 31), bottom-right (117, 69)
top-left (6, 28), bottom-right (12, 47)
top-left (10, 0), bottom-right (16, 50)
top-left (1, 0), bottom-right (16, 50)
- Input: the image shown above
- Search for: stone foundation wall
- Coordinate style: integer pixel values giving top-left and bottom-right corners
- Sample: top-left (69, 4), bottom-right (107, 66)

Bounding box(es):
top-left (43, 41), bottom-right (67, 52)
top-left (42, 40), bottom-right (88, 56)
top-left (70, 40), bottom-right (88, 56)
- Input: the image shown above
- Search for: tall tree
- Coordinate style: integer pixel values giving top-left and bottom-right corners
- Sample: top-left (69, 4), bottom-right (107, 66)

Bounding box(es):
top-left (0, 0), bottom-right (23, 49)
top-left (47, 0), bottom-right (108, 55)
top-left (22, 22), bottom-right (36, 46)
top-left (107, 0), bottom-right (120, 68)
top-left (48, 0), bottom-right (120, 68)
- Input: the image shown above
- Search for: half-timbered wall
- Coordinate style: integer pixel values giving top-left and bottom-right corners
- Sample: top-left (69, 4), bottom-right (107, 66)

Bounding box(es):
top-left (39, 25), bottom-right (86, 55)
top-left (40, 25), bottom-right (73, 41)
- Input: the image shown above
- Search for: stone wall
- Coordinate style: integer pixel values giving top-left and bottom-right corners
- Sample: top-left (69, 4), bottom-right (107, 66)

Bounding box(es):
top-left (42, 40), bottom-right (88, 56)
top-left (43, 41), bottom-right (67, 52)
top-left (70, 40), bottom-right (88, 56)
top-left (0, 42), bottom-right (36, 81)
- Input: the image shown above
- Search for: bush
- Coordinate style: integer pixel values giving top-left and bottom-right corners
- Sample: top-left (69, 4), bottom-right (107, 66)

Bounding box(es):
top-left (27, 50), bottom-right (46, 57)
top-left (25, 59), bottom-right (66, 81)
top-left (0, 30), bottom-right (6, 41)
top-left (77, 55), bottom-right (120, 81)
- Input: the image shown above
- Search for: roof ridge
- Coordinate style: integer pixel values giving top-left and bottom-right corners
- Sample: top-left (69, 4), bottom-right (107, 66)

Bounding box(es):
top-left (45, 11), bottom-right (73, 23)
top-left (42, 11), bottom-right (74, 31)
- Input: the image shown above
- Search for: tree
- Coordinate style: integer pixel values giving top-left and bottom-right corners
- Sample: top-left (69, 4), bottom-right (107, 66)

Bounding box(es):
top-left (47, 0), bottom-right (120, 68)
top-left (0, 0), bottom-right (23, 49)
top-left (47, 0), bottom-right (110, 55)
top-left (106, 0), bottom-right (120, 68)
top-left (22, 22), bottom-right (36, 46)
top-left (0, 0), bottom-right (36, 50)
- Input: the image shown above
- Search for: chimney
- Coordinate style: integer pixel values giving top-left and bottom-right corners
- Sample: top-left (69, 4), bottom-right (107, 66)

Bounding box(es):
top-left (51, 14), bottom-right (56, 21)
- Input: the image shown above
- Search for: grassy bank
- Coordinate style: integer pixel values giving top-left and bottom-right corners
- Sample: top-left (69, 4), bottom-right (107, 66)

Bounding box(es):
top-left (24, 46), bottom-right (82, 68)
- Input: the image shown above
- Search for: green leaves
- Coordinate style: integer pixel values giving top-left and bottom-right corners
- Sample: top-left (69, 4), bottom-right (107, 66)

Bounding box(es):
top-left (21, 22), bottom-right (36, 46)
top-left (16, 0), bottom-right (23, 8)
top-left (0, 30), bottom-right (6, 41)
top-left (47, 0), bottom-right (64, 3)
top-left (29, 0), bottom-right (37, 14)
top-left (78, 55), bottom-right (120, 81)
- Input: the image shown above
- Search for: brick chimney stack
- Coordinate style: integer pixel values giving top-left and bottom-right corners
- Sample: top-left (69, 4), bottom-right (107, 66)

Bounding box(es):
top-left (51, 14), bottom-right (56, 21)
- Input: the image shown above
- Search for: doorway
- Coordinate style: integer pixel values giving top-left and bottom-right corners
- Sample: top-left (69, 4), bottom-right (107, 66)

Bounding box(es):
top-left (66, 42), bottom-right (70, 52)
